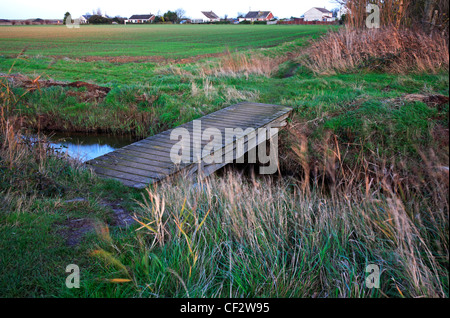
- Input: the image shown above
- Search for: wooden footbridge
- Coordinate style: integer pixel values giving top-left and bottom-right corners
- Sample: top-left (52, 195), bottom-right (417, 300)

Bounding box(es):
top-left (86, 102), bottom-right (292, 188)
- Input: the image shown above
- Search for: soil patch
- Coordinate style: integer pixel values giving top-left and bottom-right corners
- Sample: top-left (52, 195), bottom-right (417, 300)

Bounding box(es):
top-left (57, 198), bottom-right (136, 246)
top-left (59, 216), bottom-right (97, 247)
top-left (403, 93), bottom-right (449, 109)
top-left (388, 93), bottom-right (449, 110)
top-left (1, 73), bottom-right (111, 101)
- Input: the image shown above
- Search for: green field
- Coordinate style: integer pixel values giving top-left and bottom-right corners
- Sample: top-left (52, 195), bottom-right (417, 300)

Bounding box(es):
top-left (0, 24), bottom-right (334, 58)
top-left (0, 24), bottom-right (448, 298)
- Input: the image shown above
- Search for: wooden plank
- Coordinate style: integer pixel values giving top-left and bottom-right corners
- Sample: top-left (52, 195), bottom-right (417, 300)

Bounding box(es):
top-left (112, 148), bottom-right (179, 165)
top-left (92, 153), bottom-right (175, 175)
top-left (166, 117), bottom-right (274, 133)
top-left (212, 109), bottom-right (277, 117)
top-left (137, 129), bottom-right (258, 156)
top-left (91, 165), bottom-right (155, 186)
top-left (205, 111), bottom-right (273, 119)
top-left (198, 110), bottom-right (272, 120)
top-left (91, 162), bottom-right (167, 180)
top-left (176, 117), bottom-right (258, 128)
top-left (98, 152), bottom-right (176, 172)
top-left (123, 144), bottom-right (176, 159)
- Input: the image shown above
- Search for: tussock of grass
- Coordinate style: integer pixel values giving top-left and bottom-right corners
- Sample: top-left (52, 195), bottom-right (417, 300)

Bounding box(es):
top-left (300, 28), bottom-right (449, 74)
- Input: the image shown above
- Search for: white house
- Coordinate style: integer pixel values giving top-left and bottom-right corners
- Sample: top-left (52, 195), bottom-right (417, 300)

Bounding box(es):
top-left (303, 7), bottom-right (333, 21)
top-left (79, 14), bottom-right (92, 24)
top-left (190, 11), bottom-right (220, 23)
top-left (125, 14), bottom-right (155, 24)
top-left (239, 11), bottom-right (274, 22)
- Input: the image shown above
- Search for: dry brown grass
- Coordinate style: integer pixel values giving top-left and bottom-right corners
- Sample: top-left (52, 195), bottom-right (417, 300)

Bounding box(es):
top-left (0, 70), bottom-right (42, 170)
top-left (300, 27), bottom-right (449, 74)
top-left (201, 51), bottom-right (288, 78)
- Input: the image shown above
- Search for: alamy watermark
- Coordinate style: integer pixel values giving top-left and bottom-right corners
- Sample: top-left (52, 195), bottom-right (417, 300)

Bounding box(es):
top-left (169, 120), bottom-right (279, 174)
top-left (366, 4), bottom-right (380, 29)
top-left (65, 14), bottom-right (80, 29)
top-left (65, 264), bottom-right (80, 288)
top-left (365, 264), bottom-right (380, 289)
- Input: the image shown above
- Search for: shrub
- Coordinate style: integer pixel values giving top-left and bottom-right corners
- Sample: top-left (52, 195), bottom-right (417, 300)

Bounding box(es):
top-left (88, 15), bottom-right (112, 24)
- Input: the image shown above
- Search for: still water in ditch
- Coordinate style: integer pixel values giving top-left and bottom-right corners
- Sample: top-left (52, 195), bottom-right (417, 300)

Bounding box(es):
top-left (42, 132), bottom-right (138, 162)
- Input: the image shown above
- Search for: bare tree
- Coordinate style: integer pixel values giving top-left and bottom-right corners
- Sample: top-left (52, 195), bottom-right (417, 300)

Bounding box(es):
top-left (175, 8), bottom-right (186, 22)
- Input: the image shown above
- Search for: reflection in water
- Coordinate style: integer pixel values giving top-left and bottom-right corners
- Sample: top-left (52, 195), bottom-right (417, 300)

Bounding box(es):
top-left (44, 132), bottom-right (137, 163)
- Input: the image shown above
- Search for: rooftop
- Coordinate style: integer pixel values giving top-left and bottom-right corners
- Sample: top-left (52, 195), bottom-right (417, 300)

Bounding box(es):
top-left (244, 11), bottom-right (272, 19)
top-left (201, 11), bottom-right (219, 20)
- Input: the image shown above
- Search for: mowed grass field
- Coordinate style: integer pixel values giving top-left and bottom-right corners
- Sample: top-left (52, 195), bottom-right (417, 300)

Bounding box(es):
top-left (0, 24), bottom-right (334, 58)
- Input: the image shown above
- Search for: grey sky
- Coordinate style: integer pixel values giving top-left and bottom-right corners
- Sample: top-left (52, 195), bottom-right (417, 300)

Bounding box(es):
top-left (0, 0), bottom-right (338, 20)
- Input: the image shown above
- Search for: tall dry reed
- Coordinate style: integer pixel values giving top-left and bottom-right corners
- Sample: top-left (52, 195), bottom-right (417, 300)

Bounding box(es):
top-left (300, 27), bottom-right (449, 74)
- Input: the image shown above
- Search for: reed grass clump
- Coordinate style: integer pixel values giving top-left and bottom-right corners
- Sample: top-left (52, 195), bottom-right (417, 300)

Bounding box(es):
top-left (300, 28), bottom-right (449, 74)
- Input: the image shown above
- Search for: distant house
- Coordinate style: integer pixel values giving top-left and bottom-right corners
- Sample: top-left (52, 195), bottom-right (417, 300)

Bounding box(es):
top-left (303, 7), bottom-right (333, 21)
top-left (32, 18), bottom-right (45, 24)
top-left (239, 11), bottom-right (274, 22)
top-left (0, 19), bottom-right (12, 25)
top-left (191, 11), bottom-right (220, 23)
top-left (79, 14), bottom-right (92, 24)
top-left (125, 14), bottom-right (155, 24)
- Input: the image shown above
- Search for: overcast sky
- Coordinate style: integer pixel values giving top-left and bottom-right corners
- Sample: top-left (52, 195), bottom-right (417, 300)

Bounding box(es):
top-left (0, 0), bottom-right (339, 20)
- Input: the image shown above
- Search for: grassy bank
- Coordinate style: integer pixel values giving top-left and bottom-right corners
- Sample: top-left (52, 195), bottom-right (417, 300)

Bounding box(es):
top-left (0, 25), bottom-right (448, 297)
